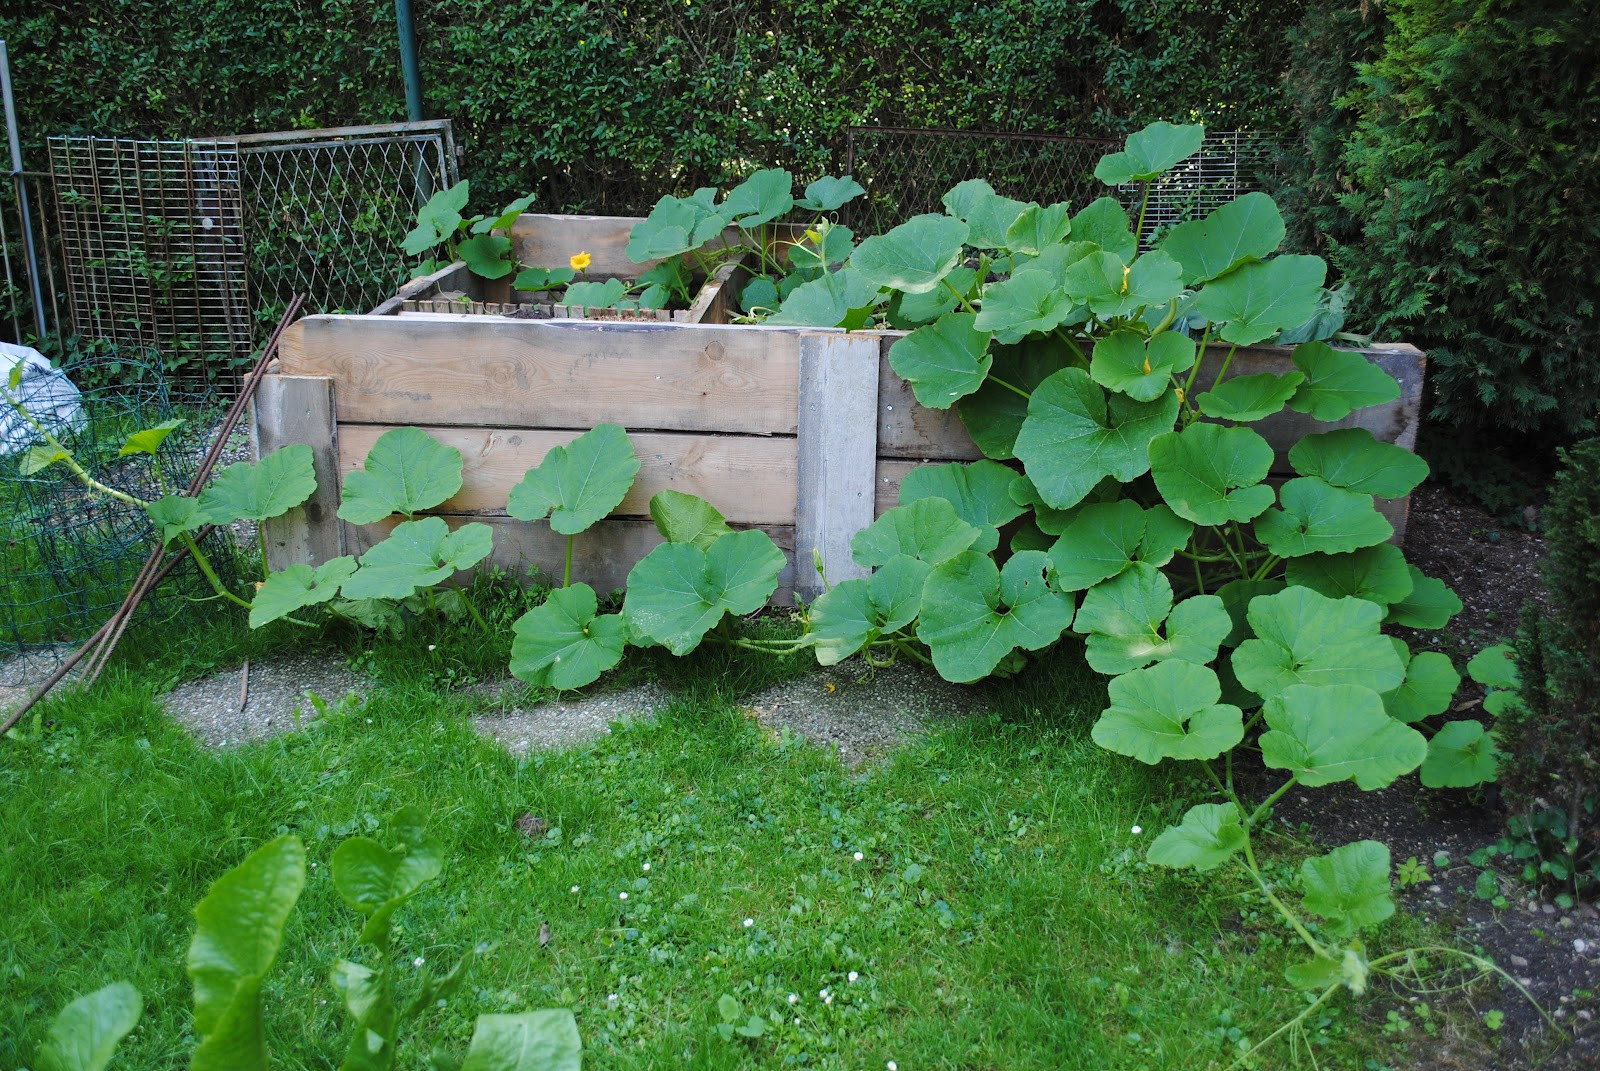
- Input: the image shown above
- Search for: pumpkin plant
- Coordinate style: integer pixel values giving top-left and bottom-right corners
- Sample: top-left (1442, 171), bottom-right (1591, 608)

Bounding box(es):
top-left (402, 179), bottom-right (543, 282)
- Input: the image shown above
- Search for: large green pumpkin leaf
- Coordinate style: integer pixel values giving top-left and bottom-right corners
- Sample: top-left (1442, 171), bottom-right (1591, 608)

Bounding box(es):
top-left (199, 444), bottom-right (317, 526)
top-left (1074, 563), bottom-right (1231, 675)
top-left (37, 982), bottom-right (143, 1071)
top-left (1192, 255), bottom-right (1327, 345)
top-left (1466, 643), bottom-right (1518, 690)
top-left (648, 490), bottom-right (732, 549)
top-left (401, 180), bottom-right (468, 253)
top-left (1232, 587), bottom-right (1405, 699)
top-left (626, 193), bottom-right (721, 260)
top-left (1285, 543), bottom-right (1413, 607)
top-left (1157, 191), bottom-right (1285, 284)
top-left (1254, 477), bottom-right (1393, 557)
top-left (1047, 499), bottom-right (1147, 591)
top-left (338, 427), bottom-right (463, 523)
top-left (1384, 566), bottom-right (1461, 629)
top-left (1287, 428), bottom-right (1429, 499)
top-left (810, 554), bottom-right (929, 665)
top-left (188, 836), bottom-right (306, 1071)
top-left (796, 175), bottom-right (866, 212)
top-left (894, 266), bottom-right (976, 325)
top-left (1286, 342), bottom-right (1402, 421)
top-left (119, 417), bottom-right (183, 457)
top-left (1300, 841), bottom-right (1394, 937)
top-left (506, 423), bottom-right (640, 535)
top-left (249, 556), bottom-right (358, 629)
top-left (1148, 802), bottom-right (1246, 871)
top-left (1216, 578), bottom-right (1285, 647)
top-left (1420, 720), bottom-right (1499, 788)
top-left (331, 806), bottom-right (445, 948)
top-left (765, 266), bottom-right (883, 326)
top-left (941, 179), bottom-right (1028, 249)
top-left (897, 459), bottom-right (1027, 554)
top-left (1094, 121), bottom-right (1205, 185)
top-left (1069, 197), bottom-right (1138, 261)
top-left (460, 1011), bottom-right (582, 1071)
top-left (1196, 371), bottom-right (1305, 422)
top-left (974, 269), bottom-right (1078, 344)
top-left (917, 550), bottom-right (1075, 682)
top-left (888, 313), bottom-right (993, 409)
top-left (342, 518), bottom-right (494, 601)
top-left (1092, 660), bottom-right (1244, 764)
top-left (1148, 422), bottom-right (1275, 525)
top-left (562, 278), bottom-right (626, 309)
top-left (1381, 640), bottom-right (1460, 723)
top-left (955, 335), bottom-right (1068, 459)
top-left (1259, 684), bottom-right (1426, 789)
top-left (1082, 250), bottom-right (1185, 319)
top-left (145, 495), bottom-right (206, 548)
top-left (850, 214), bottom-right (968, 294)
top-left (1004, 201), bottom-right (1073, 254)
top-left (722, 168), bottom-right (794, 228)
top-left (510, 583), bottom-right (628, 690)
top-left (457, 233), bottom-right (515, 279)
top-left (1090, 330), bottom-right (1195, 402)
top-left (850, 497), bottom-right (980, 569)
top-left (623, 529), bottom-right (784, 654)
top-left (1015, 368), bottom-right (1179, 510)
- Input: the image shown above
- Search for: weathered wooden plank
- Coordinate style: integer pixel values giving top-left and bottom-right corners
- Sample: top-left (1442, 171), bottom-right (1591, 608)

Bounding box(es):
top-left (278, 316), bottom-right (804, 435)
top-left (875, 459), bottom-right (1413, 544)
top-left (875, 338), bottom-right (983, 460)
top-left (371, 260), bottom-right (479, 315)
top-left (337, 425), bottom-right (797, 527)
top-left (252, 374), bottom-right (343, 569)
top-left (511, 213), bottom-right (653, 281)
top-left (345, 515), bottom-right (797, 605)
top-left (795, 334), bottom-right (881, 599)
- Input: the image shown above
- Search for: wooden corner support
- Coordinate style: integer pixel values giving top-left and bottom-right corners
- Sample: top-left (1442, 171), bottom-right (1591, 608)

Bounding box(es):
top-left (252, 373), bottom-right (343, 570)
top-left (794, 334), bottom-right (880, 602)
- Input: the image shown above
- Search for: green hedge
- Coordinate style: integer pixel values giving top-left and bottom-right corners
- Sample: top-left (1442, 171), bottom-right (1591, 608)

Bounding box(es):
top-left (2, 1), bottom-right (1294, 212)
top-left (1335, 0), bottom-right (1600, 436)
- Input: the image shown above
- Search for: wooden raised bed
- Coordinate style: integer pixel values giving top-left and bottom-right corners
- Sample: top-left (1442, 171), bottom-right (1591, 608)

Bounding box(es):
top-left (256, 310), bottom-right (1426, 604)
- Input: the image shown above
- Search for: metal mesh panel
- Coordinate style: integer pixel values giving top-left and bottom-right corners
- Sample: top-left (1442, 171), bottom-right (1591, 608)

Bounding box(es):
top-left (1132, 131), bottom-right (1282, 245)
top-left (48, 138), bottom-right (253, 388)
top-left (232, 121), bottom-right (458, 317)
top-left (843, 127), bottom-right (1116, 236)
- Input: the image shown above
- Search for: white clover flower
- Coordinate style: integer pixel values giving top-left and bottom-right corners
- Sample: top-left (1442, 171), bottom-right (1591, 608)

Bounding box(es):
top-left (887, 1062), bottom-right (898, 1071)
top-left (743, 917), bottom-right (754, 928)
top-left (413, 956), bottom-right (425, 967)
top-left (607, 993), bottom-right (618, 1003)
top-left (1131, 825), bottom-right (1143, 835)
top-left (788, 993), bottom-right (799, 1004)
top-left (822, 993), bottom-right (834, 1006)
top-left (848, 971), bottom-right (859, 983)
top-left (642, 862), bottom-right (651, 872)
top-left (427, 644), bottom-right (436, 651)
top-left (853, 851), bottom-right (864, 862)
top-left (570, 885), bottom-right (580, 893)
top-left (619, 891), bottom-right (628, 900)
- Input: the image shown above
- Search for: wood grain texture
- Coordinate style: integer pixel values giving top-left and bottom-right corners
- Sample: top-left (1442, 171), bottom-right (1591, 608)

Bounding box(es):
top-left (511, 213), bottom-right (653, 280)
top-left (252, 374), bottom-right (343, 569)
top-left (345, 515), bottom-right (797, 605)
top-left (278, 316), bottom-right (804, 434)
top-left (795, 334), bottom-right (880, 599)
top-left (370, 261), bottom-right (479, 315)
top-left (875, 338), bottom-right (983, 460)
top-left (336, 424), bottom-right (797, 526)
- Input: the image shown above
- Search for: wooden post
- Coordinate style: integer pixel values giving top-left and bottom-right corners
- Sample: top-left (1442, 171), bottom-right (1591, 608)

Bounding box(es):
top-left (252, 373), bottom-right (342, 570)
top-left (794, 333), bottom-right (879, 602)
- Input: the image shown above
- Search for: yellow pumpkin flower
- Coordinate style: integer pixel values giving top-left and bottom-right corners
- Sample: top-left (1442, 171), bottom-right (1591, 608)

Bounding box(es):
top-left (569, 250), bottom-right (592, 272)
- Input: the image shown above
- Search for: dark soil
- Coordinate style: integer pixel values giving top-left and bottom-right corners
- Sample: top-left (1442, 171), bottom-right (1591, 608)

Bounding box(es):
top-left (1272, 481), bottom-right (1599, 1069)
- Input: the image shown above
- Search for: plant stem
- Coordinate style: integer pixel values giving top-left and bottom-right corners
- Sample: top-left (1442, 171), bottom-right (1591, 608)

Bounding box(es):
top-left (891, 639), bottom-right (934, 667)
top-left (1247, 778), bottom-right (1297, 828)
top-left (987, 375), bottom-right (1032, 401)
top-left (2, 386), bottom-right (148, 507)
top-left (1148, 299), bottom-right (1180, 336)
top-left (1227, 983), bottom-right (1340, 1070)
top-left (1136, 180), bottom-right (1152, 248)
top-left (455, 581), bottom-right (492, 634)
top-left (1182, 324), bottom-right (1211, 401)
top-left (177, 531), bottom-right (252, 610)
top-left (1251, 554), bottom-right (1282, 581)
top-left (1212, 342), bottom-right (1241, 387)
top-left (1240, 830), bottom-right (1325, 957)
top-left (1052, 329), bottom-right (1089, 368)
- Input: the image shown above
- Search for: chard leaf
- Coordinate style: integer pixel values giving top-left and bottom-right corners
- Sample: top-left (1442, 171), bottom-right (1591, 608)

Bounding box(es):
top-left (506, 423), bottom-right (640, 535)
top-left (888, 313), bottom-right (993, 409)
top-left (1094, 122), bottom-right (1205, 185)
top-left (897, 459), bottom-right (1027, 554)
top-left (199, 444), bottom-right (317, 525)
top-left (1074, 563), bottom-right (1231, 675)
top-left (1193, 256), bottom-right (1327, 345)
top-left (1157, 191), bottom-right (1285, 284)
top-left (1148, 422), bottom-right (1275, 525)
top-left (1287, 342), bottom-right (1402, 421)
top-left (1384, 565), bottom-right (1462, 629)
top-left (1254, 477), bottom-right (1394, 557)
top-left (1259, 684), bottom-right (1426, 788)
top-left (850, 497), bottom-right (980, 569)
top-left (917, 550), bottom-right (1076, 682)
top-left (1014, 367), bottom-right (1179, 510)
top-left (1420, 720), bottom-right (1499, 788)
top-left (37, 983), bottom-right (142, 1071)
top-left (188, 836), bottom-right (306, 1071)
top-left (648, 490), bottom-right (732, 549)
top-left (622, 529), bottom-right (784, 654)
top-left (1196, 371), bottom-right (1305, 422)
top-left (849, 214), bottom-right (968, 294)
top-left (460, 1011), bottom-right (582, 1071)
top-left (1232, 586), bottom-right (1405, 699)
top-left (249, 556), bottom-right (358, 629)
top-left (1300, 841), bottom-right (1395, 936)
top-left (338, 427), bottom-right (463, 524)
top-left (510, 583), bottom-right (626, 690)
top-left (1148, 802), bottom-right (1245, 871)
top-left (1090, 330), bottom-right (1195, 402)
top-left (941, 179), bottom-right (1028, 249)
top-left (341, 518), bottom-right (494, 601)
top-left (1092, 660), bottom-right (1244, 764)
top-left (1287, 428), bottom-right (1429, 499)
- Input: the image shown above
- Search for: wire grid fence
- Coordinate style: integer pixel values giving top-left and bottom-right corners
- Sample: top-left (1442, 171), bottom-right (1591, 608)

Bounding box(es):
top-left (1132, 130), bottom-right (1283, 245)
top-left (0, 352), bottom-right (244, 686)
top-left (0, 171), bottom-right (70, 348)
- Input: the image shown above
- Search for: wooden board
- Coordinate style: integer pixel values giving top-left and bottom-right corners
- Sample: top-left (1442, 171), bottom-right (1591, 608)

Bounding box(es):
top-left (346, 514), bottom-right (797, 605)
top-left (795, 334), bottom-right (880, 598)
top-left (511, 214), bottom-right (652, 281)
top-left (336, 425), bottom-right (797, 527)
top-left (278, 316), bottom-right (805, 435)
top-left (370, 261), bottom-right (479, 315)
top-left (252, 374), bottom-right (343, 570)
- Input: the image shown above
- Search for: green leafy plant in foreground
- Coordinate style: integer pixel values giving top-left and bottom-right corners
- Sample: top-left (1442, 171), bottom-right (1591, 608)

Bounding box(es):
top-left (402, 179), bottom-right (540, 282)
top-left (36, 810), bottom-right (580, 1071)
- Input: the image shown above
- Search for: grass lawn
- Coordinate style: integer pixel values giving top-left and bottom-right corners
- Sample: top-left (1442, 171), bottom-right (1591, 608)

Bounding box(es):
top-left (0, 608), bottom-right (1457, 1070)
